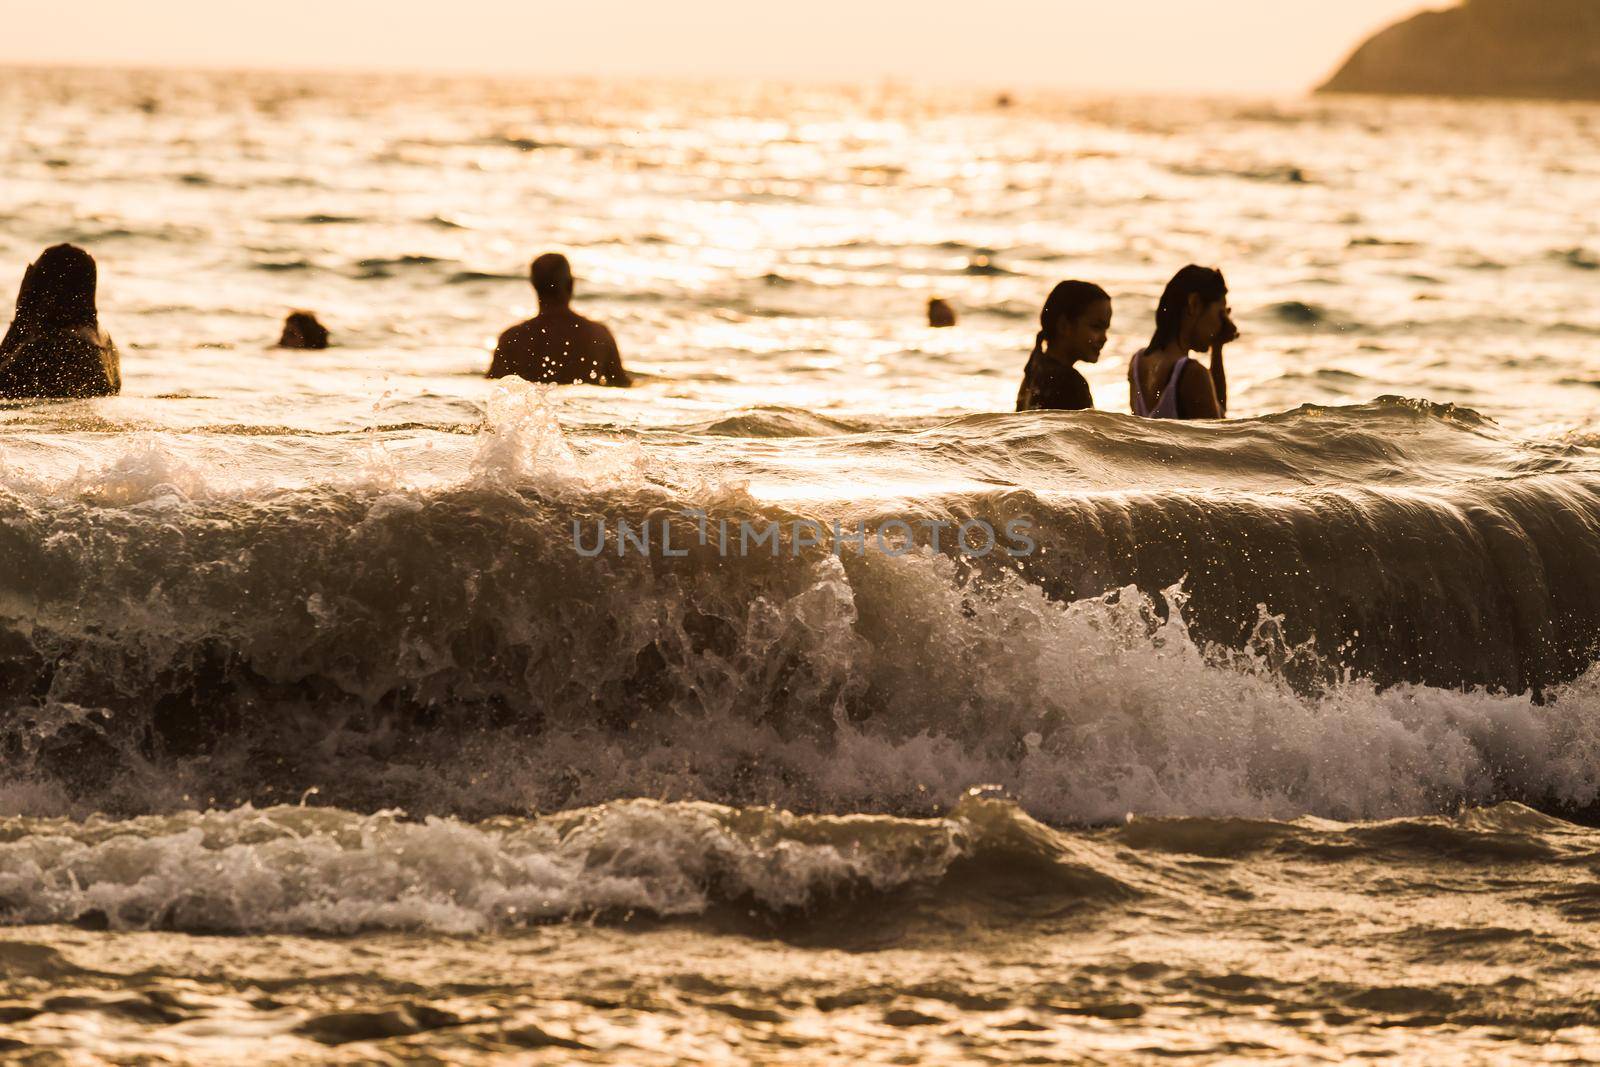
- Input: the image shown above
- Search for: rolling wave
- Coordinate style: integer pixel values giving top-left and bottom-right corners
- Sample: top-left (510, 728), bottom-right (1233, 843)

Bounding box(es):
top-left (1, 396), bottom-right (1598, 822)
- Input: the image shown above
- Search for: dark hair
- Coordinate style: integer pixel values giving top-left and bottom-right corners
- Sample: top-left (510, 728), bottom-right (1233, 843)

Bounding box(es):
top-left (1029, 280), bottom-right (1109, 365)
top-left (530, 252), bottom-right (573, 301)
top-left (1147, 265), bottom-right (1226, 353)
top-left (11, 244), bottom-right (98, 332)
top-left (278, 310), bottom-right (330, 349)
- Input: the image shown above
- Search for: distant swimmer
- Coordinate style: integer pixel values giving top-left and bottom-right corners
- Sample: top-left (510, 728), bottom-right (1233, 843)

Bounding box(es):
top-left (1016, 280), bottom-right (1111, 412)
top-left (0, 244), bottom-right (120, 399)
top-left (277, 310), bottom-right (330, 349)
top-left (487, 253), bottom-right (631, 386)
top-left (1128, 265), bottom-right (1237, 420)
top-left (927, 297), bottom-right (957, 328)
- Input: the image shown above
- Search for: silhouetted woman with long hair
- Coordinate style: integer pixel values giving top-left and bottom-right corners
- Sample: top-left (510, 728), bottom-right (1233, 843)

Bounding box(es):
top-left (1016, 280), bottom-right (1111, 411)
top-left (0, 244), bottom-right (121, 399)
top-left (1128, 265), bottom-right (1236, 420)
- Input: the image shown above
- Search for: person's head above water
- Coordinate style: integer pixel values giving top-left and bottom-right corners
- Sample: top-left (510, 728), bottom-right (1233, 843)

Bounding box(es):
top-left (12, 244), bottom-right (98, 332)
top-left (1148, 265), bottom-right (1229, 354)
top-left (278, 310), bottom-right (330, 350)
top-left (531, 252), bottom-right (575, 307)
top-left (1032, 280), bottom-right (1111, 367)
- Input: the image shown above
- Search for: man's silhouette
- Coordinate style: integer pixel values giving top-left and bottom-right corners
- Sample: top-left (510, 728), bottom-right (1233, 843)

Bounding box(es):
top-left (487, 253), bottom-right (631, 387)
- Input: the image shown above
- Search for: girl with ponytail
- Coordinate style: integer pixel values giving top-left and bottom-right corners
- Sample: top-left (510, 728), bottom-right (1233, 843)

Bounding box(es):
top-left (1016, 280), bottom-right (1111, 412)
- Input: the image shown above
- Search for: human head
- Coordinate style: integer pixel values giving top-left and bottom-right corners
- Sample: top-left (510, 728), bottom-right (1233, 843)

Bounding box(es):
top-left (1034, 280), bottom-right (1111, 366)
top-left (1148, 265), bottom-right (1228, 353)
top-left (278, 310), bottom-right (330, 350)
top-left (13, 244), bottom-right (98, 330)
top-left (530, 253), bottom-right (574, 306)
top-left (927, 297), bottom-right (956, 328)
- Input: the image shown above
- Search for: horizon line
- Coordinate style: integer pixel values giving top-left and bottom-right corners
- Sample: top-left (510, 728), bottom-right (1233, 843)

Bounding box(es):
top-left (0, 58), bottom-right (1330, 101)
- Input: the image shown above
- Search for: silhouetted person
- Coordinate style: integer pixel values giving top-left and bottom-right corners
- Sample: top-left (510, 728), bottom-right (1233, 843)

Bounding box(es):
top-left (1017, 281), bottom-right (1110, 412)
top-left (0, 245), bottom-right (120, 399)
top-left (487, 253), bottom-right (631, 386)
top-left (927, 297), bottom-right (957, 328)
top-left (277, 310), bottom-right (329, 349)
top-left (1129, 265), bottom-right (1237, 420)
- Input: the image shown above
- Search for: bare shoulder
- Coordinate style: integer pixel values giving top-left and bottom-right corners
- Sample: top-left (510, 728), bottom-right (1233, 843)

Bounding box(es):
top-left (499, 317), bottom-right (539, 343)
top-left (1178, 358), bottom-right (1222, 415)
top-left (576, 315), bottom-right (616, 345)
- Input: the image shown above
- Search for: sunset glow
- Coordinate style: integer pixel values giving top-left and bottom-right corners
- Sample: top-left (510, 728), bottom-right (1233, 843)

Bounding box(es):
top-left (7, 0), bottom-right (1438, 92)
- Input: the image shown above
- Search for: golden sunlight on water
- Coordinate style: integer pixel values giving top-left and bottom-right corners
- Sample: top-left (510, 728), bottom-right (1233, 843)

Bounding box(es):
top-left (1, 65), bottom-right (1600, 1064)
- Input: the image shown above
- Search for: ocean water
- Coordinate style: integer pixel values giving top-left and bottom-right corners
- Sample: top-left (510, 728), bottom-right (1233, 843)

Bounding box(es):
top-left (2, 66), bottom-right (1600, 1062)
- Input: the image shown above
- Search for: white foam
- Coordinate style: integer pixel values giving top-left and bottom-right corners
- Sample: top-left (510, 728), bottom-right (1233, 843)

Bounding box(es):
top-left (0, 390), bottom-right (1597, 826)
top-left (0, 800), bottom-right (979, 934)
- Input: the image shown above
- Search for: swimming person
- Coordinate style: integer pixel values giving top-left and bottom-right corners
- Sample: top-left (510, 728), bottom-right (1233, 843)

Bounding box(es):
top-left (927, 297), bottom-right (957, 328)
top-left (277, 310), bottom-right (330, 349)
top-left (1128, 265), bottom-right (1237, 420)
top-left (487, 253), bottom-right (631, 387)
top-left (0, 244), bottom-right (121, 399)
top-left (1016, 280), bottom-right (1111, 412)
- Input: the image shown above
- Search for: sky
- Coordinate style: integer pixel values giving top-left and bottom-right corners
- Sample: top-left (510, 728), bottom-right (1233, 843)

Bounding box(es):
top-left (0, 0), bottom-right (1441, 94)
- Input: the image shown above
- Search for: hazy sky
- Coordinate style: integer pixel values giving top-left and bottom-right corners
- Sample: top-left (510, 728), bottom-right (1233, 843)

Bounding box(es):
top-left (2, 0), bottom-right (1439, 93)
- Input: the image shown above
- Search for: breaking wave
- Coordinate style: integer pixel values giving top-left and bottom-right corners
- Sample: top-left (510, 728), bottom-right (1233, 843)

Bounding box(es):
top-left (1, 390), bottom-right (1599, 823)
